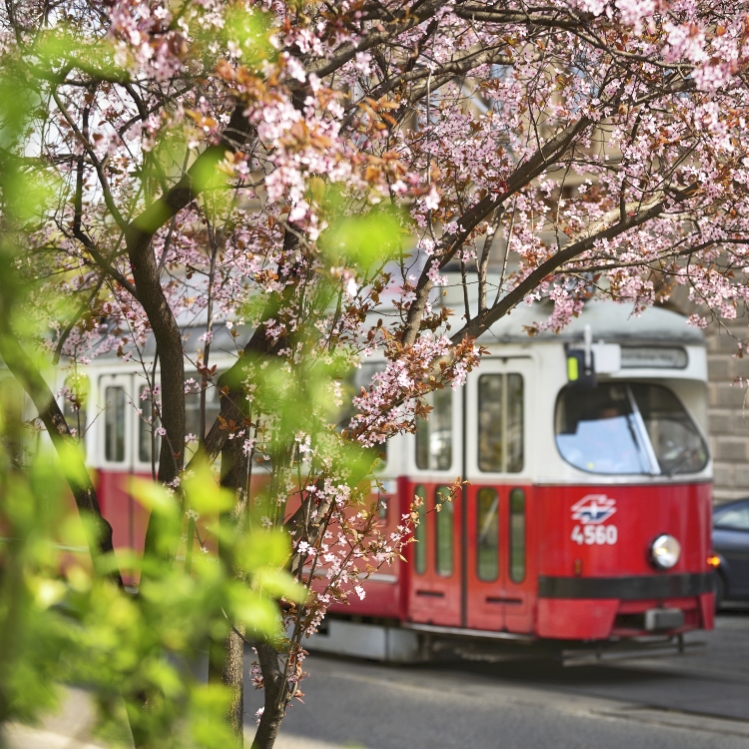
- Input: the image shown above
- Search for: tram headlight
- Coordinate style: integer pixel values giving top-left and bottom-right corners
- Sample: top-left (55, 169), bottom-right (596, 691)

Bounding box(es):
top-left (650, 534), bottom-right (681, 570)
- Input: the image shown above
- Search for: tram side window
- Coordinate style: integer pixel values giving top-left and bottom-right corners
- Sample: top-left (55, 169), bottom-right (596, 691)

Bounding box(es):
top-left (415, 387), bottom-right (452, 470)
top-left (509, 488), bottom-right (526, 583)
top-left (506, 375), bottom-right (523, 472)
top-left (377, 494), bottom-right (388, 521)
top-left (104, 386), bottom-right (126, 462)
top-left (138, 385), bottom-right (161, 464)
top-left (478, 374), bottom-right (524, 473)
top-left (185, 383), bottom-right (222, 461)
top-left (341, 362), bottom-right (388, 464)
top-left (435, 486), bottom-right (454, 577)
top-left (414, 485), bottom-right (427, 575)
top-left (476, 487), bottom-right (499, 582)
top-left (62, 374), bottom-right (89, 457)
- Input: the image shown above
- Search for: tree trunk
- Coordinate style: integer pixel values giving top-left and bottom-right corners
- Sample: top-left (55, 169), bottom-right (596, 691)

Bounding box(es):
top-left (208, 386), bottom-right (252, 744)
top-left (208, 627), bottom-right (246, 744)
top-left (250, 642), bottom-right (286, 749)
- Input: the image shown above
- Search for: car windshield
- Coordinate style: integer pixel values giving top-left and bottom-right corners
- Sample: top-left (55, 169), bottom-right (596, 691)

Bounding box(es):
top-left (555, 382), bottom-right (708, 476)
top-left (714, 503), bottom-right (749, 530)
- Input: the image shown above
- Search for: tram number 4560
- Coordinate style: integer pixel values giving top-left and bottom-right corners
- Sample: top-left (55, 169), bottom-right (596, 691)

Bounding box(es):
top-left (571, 525), bottom-right (618, 545)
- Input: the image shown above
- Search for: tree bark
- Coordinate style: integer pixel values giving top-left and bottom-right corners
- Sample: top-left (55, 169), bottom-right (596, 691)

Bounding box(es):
top-left (208, 627), bottom-right (246, 745)
top-left (251, 642), bottom-right (286, 749)
top-left (207, 385), bottom-right (252, 744)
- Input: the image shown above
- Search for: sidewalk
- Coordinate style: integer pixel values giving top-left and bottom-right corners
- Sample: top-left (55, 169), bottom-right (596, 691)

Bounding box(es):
top-left (4, 724), bottom-right (103, 749)
top-left (4, 723), bottom-right (344, 749)
top-left (2, 687), bottom-right (346, 749)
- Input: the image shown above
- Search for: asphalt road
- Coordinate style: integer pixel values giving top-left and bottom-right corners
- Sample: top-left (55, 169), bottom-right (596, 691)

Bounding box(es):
top-left (247, 607), bottom-right (749, 749)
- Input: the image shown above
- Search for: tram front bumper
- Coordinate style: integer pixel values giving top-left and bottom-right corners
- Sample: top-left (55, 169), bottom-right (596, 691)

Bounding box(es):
top-left (536, 573), bottom-right (714, 639)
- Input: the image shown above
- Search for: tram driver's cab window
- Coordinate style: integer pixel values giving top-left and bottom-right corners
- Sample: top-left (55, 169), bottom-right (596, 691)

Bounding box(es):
top-left (478, 374), bottom-right (524, 473)
top-left (555, 382), bottom-right (708, 475)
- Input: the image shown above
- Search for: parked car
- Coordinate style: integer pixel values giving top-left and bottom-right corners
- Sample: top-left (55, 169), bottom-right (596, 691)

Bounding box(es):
top-left (712, 499), bottom-right (749, 608)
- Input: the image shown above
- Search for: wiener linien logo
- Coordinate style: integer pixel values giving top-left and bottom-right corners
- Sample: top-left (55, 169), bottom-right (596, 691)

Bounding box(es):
top-left (571, 494), bottom-right (617, 525)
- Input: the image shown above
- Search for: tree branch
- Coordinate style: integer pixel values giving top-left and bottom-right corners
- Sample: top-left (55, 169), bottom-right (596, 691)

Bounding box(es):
top-left (402, 114), bottom-right (592, 345)
top-left (450, 187), bottom-right (699, 343)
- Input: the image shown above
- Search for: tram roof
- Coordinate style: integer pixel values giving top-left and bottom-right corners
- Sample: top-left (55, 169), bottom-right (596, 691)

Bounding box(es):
top-left (77, 291), bottom-right (703, 366)
top-left (478, 300), bottom-right (705, 346)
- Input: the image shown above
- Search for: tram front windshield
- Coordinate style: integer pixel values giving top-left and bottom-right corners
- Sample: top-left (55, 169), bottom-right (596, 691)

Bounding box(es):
top-left (555, 382), bottom-right (708, 475)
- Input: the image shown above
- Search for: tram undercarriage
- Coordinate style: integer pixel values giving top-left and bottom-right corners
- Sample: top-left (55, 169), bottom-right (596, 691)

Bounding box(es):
top-left (304, 613), bottom-right (710, 665)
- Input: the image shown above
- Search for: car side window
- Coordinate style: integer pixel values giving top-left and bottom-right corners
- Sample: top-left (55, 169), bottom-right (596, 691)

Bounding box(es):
top-left (714, 504), bottom-right (749, 531)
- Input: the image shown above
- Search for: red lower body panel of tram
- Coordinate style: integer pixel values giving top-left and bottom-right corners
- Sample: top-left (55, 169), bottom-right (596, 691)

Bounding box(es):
top-left (337, 479), bottom-right (714, 641)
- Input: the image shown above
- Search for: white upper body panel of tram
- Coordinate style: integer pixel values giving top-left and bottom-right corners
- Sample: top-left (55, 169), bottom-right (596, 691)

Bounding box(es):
top-left (391, 290), bottom-right (711, 488)
top-left (4, 280), bottom-right (710, 487)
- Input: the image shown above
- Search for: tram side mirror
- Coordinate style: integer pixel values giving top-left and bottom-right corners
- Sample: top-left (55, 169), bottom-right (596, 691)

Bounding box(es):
top-left (566, 326), bottom-right (621, 387)
top-left (566, 349), bottom-right (596, 388)
top-left (566, 342), bottom-right (621, 387)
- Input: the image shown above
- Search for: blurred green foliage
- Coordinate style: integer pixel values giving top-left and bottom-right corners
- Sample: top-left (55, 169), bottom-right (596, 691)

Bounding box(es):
top-left (320, 205), bottom-right (404, 275)
top-left (0, 429), bottom-right (304, 748)
top-left (0, 8), bottom-right (409, 746)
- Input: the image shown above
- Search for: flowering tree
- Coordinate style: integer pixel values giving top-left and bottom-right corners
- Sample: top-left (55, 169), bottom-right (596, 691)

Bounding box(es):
top-left (3, 0), bottom-right (749, 746)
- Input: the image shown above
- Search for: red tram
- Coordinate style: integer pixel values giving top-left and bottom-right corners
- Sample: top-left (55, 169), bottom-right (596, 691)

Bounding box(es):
top-left (312, 300), bottom-right (715, 659)
top-left (29, 299), bottom-right (714, 659)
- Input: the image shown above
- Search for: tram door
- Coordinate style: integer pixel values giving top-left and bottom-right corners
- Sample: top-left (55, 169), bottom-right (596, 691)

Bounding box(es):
top-left (97, 373), bottom-right (155, 566)
top-left (406, 383), bottom-right (464, 627)
top-left (463, 358), bottom-right (536, 633)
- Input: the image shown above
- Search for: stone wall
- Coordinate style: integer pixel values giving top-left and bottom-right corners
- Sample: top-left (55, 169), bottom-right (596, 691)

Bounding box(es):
top-left (705, 322), bottom-right (749, 504)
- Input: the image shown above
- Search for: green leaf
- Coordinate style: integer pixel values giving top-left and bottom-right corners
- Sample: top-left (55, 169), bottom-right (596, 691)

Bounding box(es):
top-left (129, 477), bottom-right (178, 517)
top-left (253, 567), bottom-right (307, 603)
top-left (56, 440), bottom-right (90, 489)
top-left (182, 456), bottom-right (235, 514)
top-left (142, 658), bottom-right (185, 699)
top-left (189, 684), bottom-right (236, 749)
top-left (231, 589), bottom-right (281, 638)
top-left (223, 7), bottom-right (276, 68)
top-left (321, 208), bottom-right (404, 273)
top-left (30, 577), bottom-right (67, 609)
top-left (237, 529), bottom-right (291, 571)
